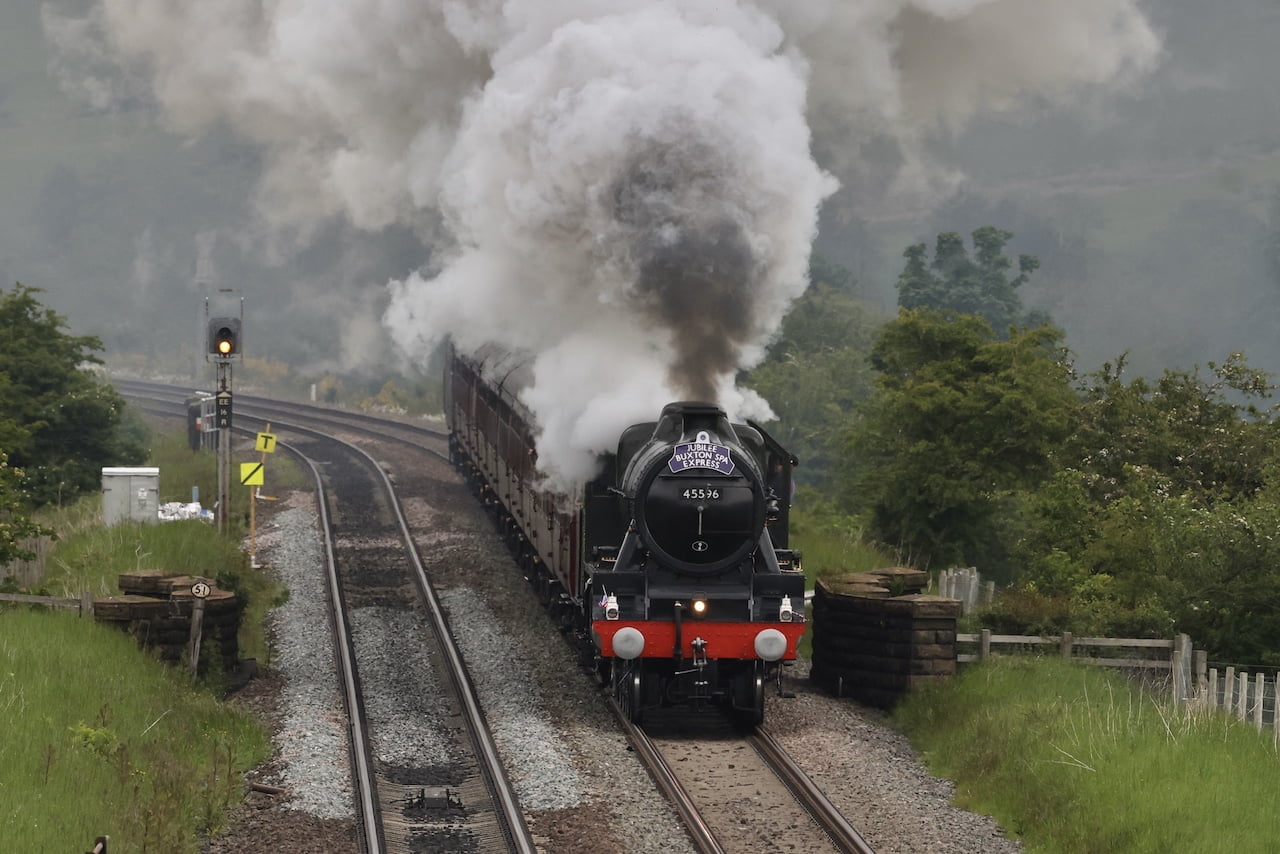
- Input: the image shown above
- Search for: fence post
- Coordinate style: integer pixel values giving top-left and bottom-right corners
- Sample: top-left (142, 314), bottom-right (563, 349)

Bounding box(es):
top-left (1194, 650), bottom-right (1208, 703)
top-left (1170, 644), bottom-right (1184, 706)
top-left (965, 568), bottom-right (980, 615)
top-left (982, 580), bottom-right (995, 606)
top-left (1273, 675), bottom-right (1279, 747)
top-left (1059, 631), bottom-right (1074, 660)
top-left (1224, 667), bottom-right (1235, 712)
top-left (1177, 634), bottom-right (1192, 703)
top-left (1238, 671), bottom-right (1250, 721)
top-left (1208, 668), bottom-right (1219, 711)
top-left (1254, 672), bottom-right (1265, 730)
top-left (188, 596), bottom-right (206, 680)
top-left (980, 628), bottom-right (991, 660)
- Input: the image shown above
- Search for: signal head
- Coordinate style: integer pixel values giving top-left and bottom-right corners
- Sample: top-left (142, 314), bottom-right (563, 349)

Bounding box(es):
top-left (208, 317), bottom-right (241, 358)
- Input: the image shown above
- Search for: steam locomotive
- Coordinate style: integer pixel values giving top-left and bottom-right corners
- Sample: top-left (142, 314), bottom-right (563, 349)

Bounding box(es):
top-left (446, 347), bottom-right (805, 725)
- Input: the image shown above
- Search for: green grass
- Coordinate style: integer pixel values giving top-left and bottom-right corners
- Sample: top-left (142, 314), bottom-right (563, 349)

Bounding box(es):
top-left (0, 425), bottom-right (288, 848)
top-left (789, 503), bottom-right (896, 590)
top-left (0, 608), bottom-right (270, 852)
top-left (893, 657), bottom-right (1280, 852)
top-left (39, 511), bottom-right (239, 597)
top-left (144, 429), bottom-right (310, 527)
top-left (788, 502), bottom-right (898, 656)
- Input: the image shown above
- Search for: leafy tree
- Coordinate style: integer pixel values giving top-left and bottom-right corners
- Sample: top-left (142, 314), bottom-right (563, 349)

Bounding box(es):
top-left (747, 258), bottom-right (883, 482)
top-left (999, 352), bottom-right (1280, 657)
top-left (0, 371), bottom-right (32, 459)
top-left (897, 227), bottom-right (1044, 337)
top-left (1063, 352), bottom-right (1275, 504)
top-left (838, 308), bottom-right (1077, 572)
top-left (0, 283), bottom-right (145, 506)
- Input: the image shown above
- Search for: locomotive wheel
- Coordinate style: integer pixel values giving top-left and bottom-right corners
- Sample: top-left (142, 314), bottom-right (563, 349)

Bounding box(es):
top-left (595, 656), bottom-right (612, 686)
top-left (614, 663), bottom-right (644, 724)
top-left (734, 663), bottom-right (765, 728)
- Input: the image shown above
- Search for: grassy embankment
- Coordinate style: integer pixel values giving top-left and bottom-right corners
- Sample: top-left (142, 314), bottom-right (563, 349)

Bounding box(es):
top-left (0, 429), bottom-right (301, 851)
top-left (788, 505), bottom-right (1280, 851)
top-left (0, 609), bottom-right (270, 851)
top-left (894, 657), bottom-right (1280, 853)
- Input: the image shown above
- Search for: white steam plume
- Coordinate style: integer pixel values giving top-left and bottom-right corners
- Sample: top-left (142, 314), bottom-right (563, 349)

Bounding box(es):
top-left (44, 0), bottom-right (1159, 486)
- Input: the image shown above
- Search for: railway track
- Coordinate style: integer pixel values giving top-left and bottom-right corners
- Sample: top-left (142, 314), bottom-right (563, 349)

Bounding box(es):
top-left (113, 378), bottom-right (450, 451)
top-left (126, 386), bottom-right (534, 854)
top-left (615, 705), bottom-right (874, 853)
top-left (120, 378), bottom-right (879, 853)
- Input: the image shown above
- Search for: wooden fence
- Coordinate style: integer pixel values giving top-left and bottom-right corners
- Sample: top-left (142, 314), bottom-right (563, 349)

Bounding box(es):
top-left (0, 591), bottom-right (94, 615)
top-left (958, 630), bottom-right (1200, 704)
top-left (1195, 664), bottom-right (1280, 741)
top-left (0, 535), bottom-right (52, 588)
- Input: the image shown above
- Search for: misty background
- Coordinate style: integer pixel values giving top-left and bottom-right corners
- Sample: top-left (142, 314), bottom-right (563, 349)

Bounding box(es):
top-left (6, 2), bottom-right (1280, 476)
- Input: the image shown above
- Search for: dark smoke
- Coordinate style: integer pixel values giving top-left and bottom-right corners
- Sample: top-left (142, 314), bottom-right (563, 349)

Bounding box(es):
top-left (612, 141), bottom-right (761, 401)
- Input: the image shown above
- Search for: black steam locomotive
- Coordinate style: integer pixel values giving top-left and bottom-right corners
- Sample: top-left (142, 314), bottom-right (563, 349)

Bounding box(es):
top-left (446, 347), bottom-right (805, 725)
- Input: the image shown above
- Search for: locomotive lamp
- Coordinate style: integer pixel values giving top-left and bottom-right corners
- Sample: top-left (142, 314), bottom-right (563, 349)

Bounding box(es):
top-left (691, 598), bottom-right (708, 617)
top-left (604, 594), bottom-right (619, 621)
top-left (779, 595), bottom-right (794, 623)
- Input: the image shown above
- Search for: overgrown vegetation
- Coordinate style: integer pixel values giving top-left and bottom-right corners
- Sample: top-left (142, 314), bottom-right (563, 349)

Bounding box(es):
top-left (894, 658), bottom-right (1280, 853)
top-left (789, 488), bottom-right (896, 586)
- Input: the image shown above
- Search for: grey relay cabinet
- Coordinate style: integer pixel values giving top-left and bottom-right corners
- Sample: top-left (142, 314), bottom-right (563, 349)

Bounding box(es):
top-left (102, 467), bottom-right (160, 525)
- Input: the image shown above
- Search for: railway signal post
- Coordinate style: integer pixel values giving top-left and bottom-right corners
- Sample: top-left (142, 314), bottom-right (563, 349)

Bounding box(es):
top-left (206, 291), bottom-right (244, 533)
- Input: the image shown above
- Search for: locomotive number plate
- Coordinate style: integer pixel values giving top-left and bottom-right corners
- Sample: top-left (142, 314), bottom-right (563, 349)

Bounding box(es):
top-left (682, 488), bottom-right (720, 500)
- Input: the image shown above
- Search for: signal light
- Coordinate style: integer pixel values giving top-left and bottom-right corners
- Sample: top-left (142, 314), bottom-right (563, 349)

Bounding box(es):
top-left (208, 317), bottom-right (241, 358)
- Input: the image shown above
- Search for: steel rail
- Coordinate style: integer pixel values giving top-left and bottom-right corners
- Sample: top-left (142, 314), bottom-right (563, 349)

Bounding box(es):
top-left (112, 378), bottom-right (449, 440)
top-left (297, 439), bottom-right (387, 854)
top-left (751, 727), bottom-right (876, 854)
top-left (131, 384), bottom-right (871, 854)
top-left (344, 431), bottom-right (537, 854)
top-left (607, 700), bottom-right (726, 854)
